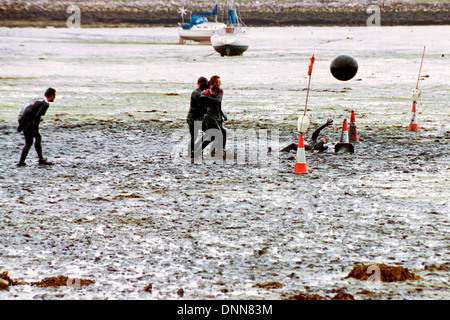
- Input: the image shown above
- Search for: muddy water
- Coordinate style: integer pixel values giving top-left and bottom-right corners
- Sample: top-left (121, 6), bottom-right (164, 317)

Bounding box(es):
top-left (0, 26), bottom-right (449, 300)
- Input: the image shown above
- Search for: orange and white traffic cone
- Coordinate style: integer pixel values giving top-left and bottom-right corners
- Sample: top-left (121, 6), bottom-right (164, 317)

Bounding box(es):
top-left (349, 110), bottom-right (359, 142)
top-left (294, 133), bottom-right (308, 174)
top-left (408, 101), bottom-right (419, 131)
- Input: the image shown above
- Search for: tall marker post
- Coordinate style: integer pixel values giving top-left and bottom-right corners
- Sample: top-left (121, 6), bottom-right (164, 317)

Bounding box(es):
top-left (294, 54), bottom-right (315, 175)
top-left (409, 46), bottom-right (425, 132)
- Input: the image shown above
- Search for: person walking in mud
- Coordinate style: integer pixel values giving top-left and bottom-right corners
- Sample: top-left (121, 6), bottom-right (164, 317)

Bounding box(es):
top-left (281, 118), bottom-right (333, 152)
top-left (193, 75), bottom-right (228, 158)
top-left (187, 76), bottom-right (209, 159)
top-left (16, 88), bottom-right (56, 166)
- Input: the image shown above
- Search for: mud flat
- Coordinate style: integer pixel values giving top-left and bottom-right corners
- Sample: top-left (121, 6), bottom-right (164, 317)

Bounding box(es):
top-left (0, 26), bottom-right (449, 300)
top-left (0, 0), bottom-right (449, 27)
top-left (0, 118), bottom-right (449, 299)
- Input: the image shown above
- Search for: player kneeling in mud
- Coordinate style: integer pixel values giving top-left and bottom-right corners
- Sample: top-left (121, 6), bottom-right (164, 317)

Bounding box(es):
top-left (281, 118), bottom-right (333, 152)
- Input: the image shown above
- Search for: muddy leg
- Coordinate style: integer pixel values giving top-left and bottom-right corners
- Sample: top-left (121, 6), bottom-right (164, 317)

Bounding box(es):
top-left (18, 129), bottom-right (34, 165)
top-left (34, 130), bottom-right (44, 160)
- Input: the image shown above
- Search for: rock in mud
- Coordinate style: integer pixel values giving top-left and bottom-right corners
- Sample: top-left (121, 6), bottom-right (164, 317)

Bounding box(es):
top-left (0, 279), bottom-right (9, 291)
top-left (144, 283), bottom-right (152, 293)
top-left (253, 281), bottom-right (284, 290)
top-left (1, 272), bottom-right (13, 286)
top-left (345, 263), bottom-right (422, 282)
top-left (31, 275), bottom-right (95, 288)
top-left (331, 290), bottom-right (355, 300)
top-left (282, 291), bottom-right (326, 300)
top-left (424, 264), bottom-right (450, 272)
top-left (1, 271), bottom-right (28, 286)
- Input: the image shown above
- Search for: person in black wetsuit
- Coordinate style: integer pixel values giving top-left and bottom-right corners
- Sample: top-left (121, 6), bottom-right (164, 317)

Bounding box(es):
top-left (193, 75), bottom-right (228, 158)
top-left (16, 88), bottom-right (56, 166)
top-left (281, 119), bottom-right (333, 152)
top-left (187, 76), bottom-right (209, 158)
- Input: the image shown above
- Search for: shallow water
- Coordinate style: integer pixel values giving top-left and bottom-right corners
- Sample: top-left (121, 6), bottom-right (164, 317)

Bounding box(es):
top-left (0, 26), bottom-right (449, 300)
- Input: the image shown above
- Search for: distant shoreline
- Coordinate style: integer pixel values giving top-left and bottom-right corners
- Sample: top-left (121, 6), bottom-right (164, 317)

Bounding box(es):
top-left (1, 1), bottom-right (449, 28)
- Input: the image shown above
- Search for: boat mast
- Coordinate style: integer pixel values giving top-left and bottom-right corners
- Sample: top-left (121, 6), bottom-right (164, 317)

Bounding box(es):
top-left (232, 0), bottom-right (239, 26)
top-left (230, 0), bottom-right (245, 27)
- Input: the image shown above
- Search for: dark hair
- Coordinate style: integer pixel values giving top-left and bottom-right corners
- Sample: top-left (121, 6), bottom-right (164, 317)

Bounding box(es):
top-left (45, 88), bottom-right (56, 97)
top-left (197, 77), bottom-right (208, 90)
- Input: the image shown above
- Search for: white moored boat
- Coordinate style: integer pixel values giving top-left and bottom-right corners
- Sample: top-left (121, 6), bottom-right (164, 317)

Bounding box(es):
top-left (210, 1), bottom-right (249, 56)
top-left (178, 5), bottom-right (227, 44)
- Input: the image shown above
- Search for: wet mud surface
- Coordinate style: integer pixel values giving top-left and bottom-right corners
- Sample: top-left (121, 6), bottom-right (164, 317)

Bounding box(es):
top-left (0, 26), bottom-right (449, 300)
top-left (0, 119), bottom-right (449, 299)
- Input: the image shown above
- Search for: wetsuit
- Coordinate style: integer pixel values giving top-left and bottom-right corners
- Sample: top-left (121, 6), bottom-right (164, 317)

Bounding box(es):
top-left (306, 121), bottom-right (331, 151)
top-left (17, 97), bottom-right (50, 164)
top-left (281, 120), bottom-right (332, 152)
top-left (186, 88), bottom-right (206, 157)
top-left (194, 89), bottom-right (227, 154)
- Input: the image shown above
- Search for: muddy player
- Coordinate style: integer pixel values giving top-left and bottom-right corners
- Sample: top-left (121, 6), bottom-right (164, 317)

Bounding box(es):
top-left (16, 88), bottom-right (56, 166)
top-left (193, 75), bottom-right (228, 158)
top-left (281, 118), bottom-right (333, 152)
top-left (187, 76), bottom-right (209, 159)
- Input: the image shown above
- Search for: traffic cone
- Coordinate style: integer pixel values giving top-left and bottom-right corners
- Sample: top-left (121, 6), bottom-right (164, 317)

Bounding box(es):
top-left (340, 119), bottom-right (349, 143)
top-left (408, 101), bottom-right (419, 131)
top-left (294, 133), bottom-right (308, 174)
top-left (349, 110), bottom-right (359, 142)
top-left (335, 119), bottom-right (354, 153)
